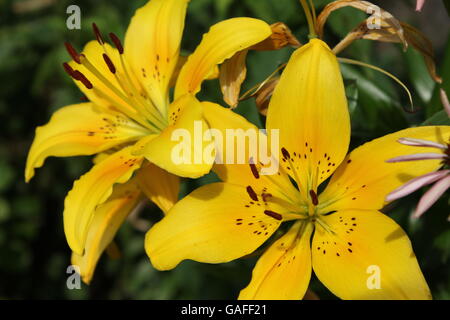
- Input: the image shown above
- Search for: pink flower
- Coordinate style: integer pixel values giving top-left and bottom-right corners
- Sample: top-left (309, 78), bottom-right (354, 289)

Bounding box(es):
top-left (441, 88), bottom-right (450, 118)
top-left (386, 137), bottom-right (450, 219)
top-left (416, 0), bottom-right (426, 12)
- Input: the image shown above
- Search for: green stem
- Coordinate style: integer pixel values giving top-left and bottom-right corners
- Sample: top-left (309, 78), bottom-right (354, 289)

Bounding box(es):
top-left (300, 0), bottom-right (317, 38)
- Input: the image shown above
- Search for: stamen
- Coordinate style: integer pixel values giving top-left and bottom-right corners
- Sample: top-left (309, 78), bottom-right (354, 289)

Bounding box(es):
top-left (79, 49), bottom-right (166, 132)
top-left (309, 190), bottom-right (319, 206)
top-left (246, 186), bottom-right (258, 202)
top-left (262, 193), bottom-right (272, 202)
top-left (281, 148), bottom-right (305, 199)
top-left (109, 33), bottom-right (124, 54)
top-left (93, 37), bottom-right (166, 129)
top-left (64, 42), bottom-right (81, 64)
top-left (92, 23), bottom-right (104, 44)
top-left (78, 54), bottom-right (131, 105)
top-left (96, 33), bottom-right (167, 127)
top-left (73, 70), bottom-right (93, 89)
top-left (264, 210), bottom-right (282, 221)
top-left (247, 156), bottom-right (304, 205)
top-left (252, 160), bottom-right (303, 205)
top-left (249, 159), bottom-right (260, 179)
top-left (102, 53), bottom-right (116, 74)
top-left (315, 217), bottom-right (334, 235)
top-left (281, 147), bottom-right (291, 159)
top-left (62, 62), bottom-right (76, 78)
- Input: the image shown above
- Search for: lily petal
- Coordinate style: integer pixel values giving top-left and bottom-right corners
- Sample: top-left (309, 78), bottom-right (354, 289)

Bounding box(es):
top-left (133, 94), bottom-right (213, 178)
top-left (64, 146), bottom-right (144, 254)
top-left (319, 126), bottom-right (450, 212)
top-left (414, 175), bottom-right (450, 218)
top-left (202, 101), bottom-right (299, 201)
top-left (135, 162), bottom-right (180, 214)
top-left (312, 210), bottom-right (431, 300)
top-left (175, 17), bottom-right (272, 99)
top-left (386, 170), bottom-right (449, 202)
top-left (145, 183), bottom-right (282, 270)
top-left (239, 222), bottom-right (313, 300)
top-left (71, 179), bottom-right (142, 284)
top-left (25, 102), bottom-right (147, 182)
top-left (124, 0), bottom-right (189, 113)
top-left (266, 39), bottom-right (351, 191)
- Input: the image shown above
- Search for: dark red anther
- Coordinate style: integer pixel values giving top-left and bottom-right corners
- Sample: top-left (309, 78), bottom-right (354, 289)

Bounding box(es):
top-left (249, 162), bottom-right (260, 179)
top-left (281, 147), bottom-right (290, 159)
top-left (64, 42), bottom-right (81, 64)
top-left (73, 70), bottom-right (93, 89)
top-left (71, 70), bottom-right (82, 81)
top-left (62, 62), bottom-right (76, 78)
top-left (92, 23), bottom-right (104, 44)
top-left (264, 210), bottom-right (282, 221)
top-left (102, 53), bottom-right (116, 74)
top-left (309, 190), bottom-right (319, 206)
top-left (246, 186), bottom-right (258, 202)
top-left (109, 32), bottom-right (124, 54)
top-left (262, 193), bottom-right (272, 202)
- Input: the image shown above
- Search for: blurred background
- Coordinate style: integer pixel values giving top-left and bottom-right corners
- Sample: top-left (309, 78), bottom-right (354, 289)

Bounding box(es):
top-left (0, 0), bottom-right (449, 299)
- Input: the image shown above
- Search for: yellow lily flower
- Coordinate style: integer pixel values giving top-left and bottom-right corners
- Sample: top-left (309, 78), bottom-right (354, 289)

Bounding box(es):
top-left (25, 0), bottom-right (272, 283)
top-left (146, 39), bottom-right (450, 299)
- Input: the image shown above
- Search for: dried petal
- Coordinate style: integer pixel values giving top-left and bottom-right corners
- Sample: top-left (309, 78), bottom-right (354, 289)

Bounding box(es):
top-left (218, 22), bottom-right (298, 108)
top-left (254, 77), bottom-right (279, 116)
top-left (317, 0), bottom-right (405, 45)
top-left (333, 21), bottom-right (441, 83)
top-left (402, 22), bottom-right (442, 83)
top-left (250, 22), bottom-right (301, 51)
top-left (219, 50), bottom-right (248, 108)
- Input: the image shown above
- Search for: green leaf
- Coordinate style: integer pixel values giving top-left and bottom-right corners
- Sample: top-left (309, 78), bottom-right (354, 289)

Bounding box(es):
top-left (344, 79), bottom-right (358, 114)
top-left (422, 110), bottom-right (450, 126)
top-left (428, 34), bottom-right (450, 116)
top-left (443, 0), bottom-right (450, 16)
top-left (215, 0), bottom-right (234, 19)
top-left (433, 229), bottom-right (450, 262)
top-left (341, 64), bottom-right (407, 138)
top-left (405, 48), bottom-right (435, 103)
top-left (0, 198), bottom-right (11, 223)
top-left (0, 160), bottom-right (14, 192)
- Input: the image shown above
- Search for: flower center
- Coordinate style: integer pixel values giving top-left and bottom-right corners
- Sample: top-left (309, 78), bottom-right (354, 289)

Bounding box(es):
top-left (245, 155), bottom-right (329, 222)
top-left (62, 23), bottom-right (168, 134)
